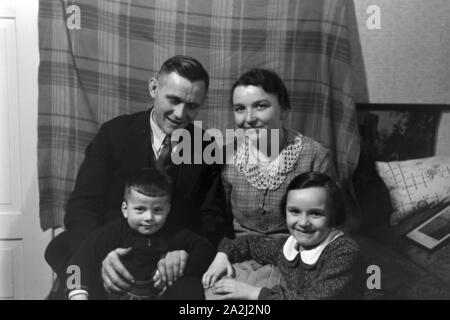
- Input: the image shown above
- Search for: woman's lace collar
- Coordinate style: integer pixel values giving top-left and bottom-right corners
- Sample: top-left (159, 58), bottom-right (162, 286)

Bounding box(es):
top-left (234, 131), bottom-right (303, 190)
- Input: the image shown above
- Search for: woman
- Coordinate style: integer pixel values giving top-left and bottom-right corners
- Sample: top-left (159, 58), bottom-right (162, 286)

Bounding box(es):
top-left (206, 69), bottom-right (336, 298)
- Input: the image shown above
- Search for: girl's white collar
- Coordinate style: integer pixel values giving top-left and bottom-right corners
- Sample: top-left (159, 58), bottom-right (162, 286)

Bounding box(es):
top-left (283, 229), bottom-right (344, 265)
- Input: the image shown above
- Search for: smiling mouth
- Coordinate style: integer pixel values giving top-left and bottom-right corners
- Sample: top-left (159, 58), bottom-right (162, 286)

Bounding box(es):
top-left (243, 126), bottom-right (265, 129)
top-left (295, 229), bottom-right (314, 234)
top-left (167, 117), bottom-right (183, 126)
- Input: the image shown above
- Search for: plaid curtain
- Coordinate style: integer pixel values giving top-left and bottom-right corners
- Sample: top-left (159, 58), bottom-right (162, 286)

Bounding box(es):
top-left (38, 0), bottom-right (359, 230)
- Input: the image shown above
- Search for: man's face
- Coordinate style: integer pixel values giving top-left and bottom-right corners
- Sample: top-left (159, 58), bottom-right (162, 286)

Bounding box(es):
top-left (149, 72), bottom-right (207, 134)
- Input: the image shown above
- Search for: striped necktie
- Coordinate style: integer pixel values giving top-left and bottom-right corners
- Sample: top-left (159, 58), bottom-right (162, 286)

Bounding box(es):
top-left (156, 134), bottom-right (171, 172)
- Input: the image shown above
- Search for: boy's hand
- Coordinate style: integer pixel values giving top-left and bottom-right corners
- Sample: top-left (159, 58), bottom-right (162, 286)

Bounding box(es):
top-left (156, 250), bottom-right (188, 287)
top-left (101, 247), bottom-right (134, 293)
top-left (202, 252), bottom-right (234, 289)
top-left (212, 278), bottom-right (261, 300)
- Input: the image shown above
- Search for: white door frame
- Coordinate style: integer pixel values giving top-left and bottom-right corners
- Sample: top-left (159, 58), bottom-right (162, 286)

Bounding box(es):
top-left (0, 0), bottom-right (52, 300)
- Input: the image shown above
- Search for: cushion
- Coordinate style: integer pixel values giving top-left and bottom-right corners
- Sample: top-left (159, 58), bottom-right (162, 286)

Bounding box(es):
top-left (353, 107), bottom-right (442, 231)
top-left (375, 156), bottom-right (450, 225)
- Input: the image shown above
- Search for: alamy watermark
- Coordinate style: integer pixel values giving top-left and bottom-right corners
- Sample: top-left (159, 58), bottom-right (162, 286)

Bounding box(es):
top-left (367, 5), bottom-right (381, 30)
top-left (66, 5), bottom-right (81, 30)
top-left (65, 4), bottom-right (382, 33)
top-left (66, 265), bottom-right (81, 291)
top-left (366, 264), bottom-right (381, 290)
top-left (169, 121), bottom-right (281, 165)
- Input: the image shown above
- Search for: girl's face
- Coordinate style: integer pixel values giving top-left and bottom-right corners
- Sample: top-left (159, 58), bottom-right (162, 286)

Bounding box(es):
top-left (285, 187), bottom-right (332, 249)
top-left (232, 85), bottom-right (287, 132)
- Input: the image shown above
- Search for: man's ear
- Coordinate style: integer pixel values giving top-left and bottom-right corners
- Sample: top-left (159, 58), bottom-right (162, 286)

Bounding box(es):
top-left (200, 90), bottom-right (208, 104)
top-left (121, 201), bottom-right (128, 218)
top-left (149, 77), bottom-right (158, 98)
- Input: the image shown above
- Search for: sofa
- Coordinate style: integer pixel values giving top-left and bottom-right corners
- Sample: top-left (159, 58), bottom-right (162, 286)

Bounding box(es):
top-left (351, 104), bottom-right (450, 300)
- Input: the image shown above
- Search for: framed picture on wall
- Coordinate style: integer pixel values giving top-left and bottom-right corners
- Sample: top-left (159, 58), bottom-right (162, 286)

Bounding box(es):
top-left (355, 103), bottom-right (447, 162)
top-left (406, 205), bottom-right (450, 250)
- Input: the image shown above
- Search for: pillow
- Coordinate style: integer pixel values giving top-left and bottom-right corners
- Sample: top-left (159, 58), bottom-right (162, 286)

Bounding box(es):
top-left (375, 156), bottom-right (450, 225)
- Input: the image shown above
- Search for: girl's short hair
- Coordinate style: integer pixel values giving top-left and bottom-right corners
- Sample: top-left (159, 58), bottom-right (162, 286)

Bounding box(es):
top-left (279, 172), bottom-right (346, 227)
top-left (231, 68), bottom-right (291, 111)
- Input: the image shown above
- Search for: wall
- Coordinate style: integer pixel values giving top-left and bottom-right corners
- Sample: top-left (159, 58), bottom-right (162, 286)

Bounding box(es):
top-left (350, 0), bottom-right (450, 104)
top-left (349, 0), bottom-right (450, 154)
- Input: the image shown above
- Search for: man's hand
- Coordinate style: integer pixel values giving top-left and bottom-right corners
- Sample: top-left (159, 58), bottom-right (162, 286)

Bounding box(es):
top-left (156, 250), bottom-right (188, 286)
top-left (101, 247), bottom-right (134, 293)
top-left (202, 252), bottom-right (234, 289)
top-left (212, 278), bottom-right (261, 300)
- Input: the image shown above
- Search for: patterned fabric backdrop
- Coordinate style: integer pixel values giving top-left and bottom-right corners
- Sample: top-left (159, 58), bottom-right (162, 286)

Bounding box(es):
top-left (38, 0), bottom-right (359, 230)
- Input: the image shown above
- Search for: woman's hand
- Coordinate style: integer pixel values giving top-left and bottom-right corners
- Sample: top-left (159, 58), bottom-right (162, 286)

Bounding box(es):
top-left (101, 247), bottom-right (134, 293)
top-left (156, 250), bottom-right (189, 287)
top-left (212, 278), bottom-right (261, 300)
top-left (152, 269), bottom-right (167, 296)
top-left (202, 252), bottom-right (234, 289)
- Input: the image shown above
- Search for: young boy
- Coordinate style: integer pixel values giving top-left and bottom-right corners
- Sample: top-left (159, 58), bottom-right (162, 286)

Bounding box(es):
top-left (66, 168), bottom-right (215, 300)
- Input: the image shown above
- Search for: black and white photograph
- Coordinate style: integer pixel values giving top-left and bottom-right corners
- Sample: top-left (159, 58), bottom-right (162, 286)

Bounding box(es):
top-left (407, 205), bottom-right (450, 250)
top-left (0, 0), bottom-right (449, 305)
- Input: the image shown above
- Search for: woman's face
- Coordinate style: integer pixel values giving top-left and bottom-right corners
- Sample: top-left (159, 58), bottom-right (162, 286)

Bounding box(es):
top-left (232, 85), bottom-right (287, 132)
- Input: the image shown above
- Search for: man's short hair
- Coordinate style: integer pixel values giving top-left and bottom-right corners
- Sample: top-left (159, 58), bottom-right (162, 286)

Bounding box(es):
top-left (124, 168), bottom-right (172, 199)
top-left (158, 55), bottom-right (209, 91)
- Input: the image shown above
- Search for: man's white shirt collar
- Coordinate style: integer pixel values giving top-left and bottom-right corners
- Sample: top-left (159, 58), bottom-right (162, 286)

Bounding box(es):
top-left (283, 229), bottom-right (344, 265)
top-left (149, 108), bottom-right (168, 157)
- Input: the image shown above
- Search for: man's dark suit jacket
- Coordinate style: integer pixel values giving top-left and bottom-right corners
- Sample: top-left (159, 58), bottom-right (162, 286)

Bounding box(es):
top-left (45, 108), bottom-right (228, 275)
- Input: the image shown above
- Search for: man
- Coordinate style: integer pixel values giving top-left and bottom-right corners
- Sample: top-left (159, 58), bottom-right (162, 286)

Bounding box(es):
top-left (45, 55), bottom-right (227, 299)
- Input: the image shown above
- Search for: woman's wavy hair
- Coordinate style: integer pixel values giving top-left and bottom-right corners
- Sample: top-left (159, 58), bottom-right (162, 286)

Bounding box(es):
top-left (231, 68), bottom-right (291, 111)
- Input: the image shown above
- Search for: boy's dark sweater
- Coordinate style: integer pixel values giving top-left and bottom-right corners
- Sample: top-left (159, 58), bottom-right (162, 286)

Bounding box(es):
top-left (67, 218), bottom-right (215, 299)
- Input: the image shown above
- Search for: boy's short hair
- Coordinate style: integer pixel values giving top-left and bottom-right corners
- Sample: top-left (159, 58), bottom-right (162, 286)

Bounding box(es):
top-left (280, 172), bottom-right (346, 227)
top-left (158, 55), bottom-right (209, 91)
top-left (124, 168), bottom-right (172, 200)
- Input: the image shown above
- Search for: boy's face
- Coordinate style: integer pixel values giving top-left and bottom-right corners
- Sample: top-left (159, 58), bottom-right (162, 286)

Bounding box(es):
top-left (122, 188), bottom-right (170, 236)
top-left (285, 187), bottom-right (332, 249)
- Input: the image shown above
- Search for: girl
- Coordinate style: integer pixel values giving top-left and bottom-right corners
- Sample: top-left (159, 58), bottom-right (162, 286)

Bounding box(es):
top-left (203, 172), bottom-right (364, 300)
